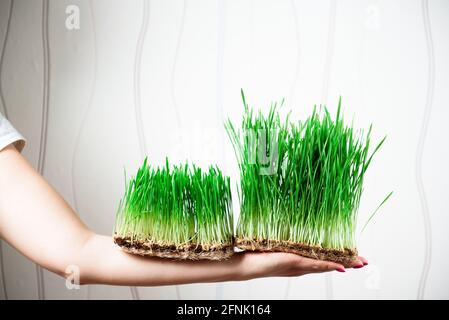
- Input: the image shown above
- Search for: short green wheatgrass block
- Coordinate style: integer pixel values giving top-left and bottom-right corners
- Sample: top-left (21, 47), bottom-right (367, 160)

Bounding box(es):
top-left (114, 158), bottom-right (234, 260)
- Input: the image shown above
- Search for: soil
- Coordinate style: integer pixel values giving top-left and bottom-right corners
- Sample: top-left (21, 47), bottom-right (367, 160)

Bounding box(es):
top-left (113, 235), bottom-right (234, 261)
top-left (235, 238), bottom-right (358, 267)
top-left (113, 235), bottom-right (358, 266)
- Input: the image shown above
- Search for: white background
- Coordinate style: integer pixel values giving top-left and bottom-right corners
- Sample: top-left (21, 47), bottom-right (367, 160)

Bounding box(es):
top-left (0, 0), bottom-right (448, 299)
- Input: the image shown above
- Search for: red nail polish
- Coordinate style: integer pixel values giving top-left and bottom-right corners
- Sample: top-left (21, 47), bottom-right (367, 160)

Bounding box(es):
top-left (363, 261), bottom-right (369, 266)
top-left (353, 264), bottom-right (364, 269)
top-left (336, 268), bottom-right (346, 272)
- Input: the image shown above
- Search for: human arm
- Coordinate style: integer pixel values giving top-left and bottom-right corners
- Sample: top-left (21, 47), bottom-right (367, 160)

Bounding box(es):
top-left (0, 144), bottom-right (365, 286)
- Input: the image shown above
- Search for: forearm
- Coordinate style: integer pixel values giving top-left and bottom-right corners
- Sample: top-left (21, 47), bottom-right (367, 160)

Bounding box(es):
top-left (76, 234), bottom-right (245, 286)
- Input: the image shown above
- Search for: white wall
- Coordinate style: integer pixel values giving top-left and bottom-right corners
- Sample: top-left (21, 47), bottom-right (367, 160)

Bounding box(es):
top-left (0, 0), bottom-right (448, 299)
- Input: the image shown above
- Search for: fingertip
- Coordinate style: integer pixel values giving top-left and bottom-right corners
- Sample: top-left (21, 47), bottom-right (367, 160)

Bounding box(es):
top-left (352, 261), bottom-right (365, 268)
top-left (331, 263), bottom-right (345, 272)
top-left (335, 266), bottom-right (346, 273)
top-left (359, 256), bottom-right (369, 266)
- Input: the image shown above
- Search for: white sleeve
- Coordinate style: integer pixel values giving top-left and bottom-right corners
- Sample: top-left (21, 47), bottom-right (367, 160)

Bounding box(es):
top-left (0, 112), bottom-right (26, 153)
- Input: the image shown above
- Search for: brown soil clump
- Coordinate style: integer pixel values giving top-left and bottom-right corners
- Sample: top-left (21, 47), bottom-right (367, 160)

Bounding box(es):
top-left (114, 235), bottom-right (234, 261)
top-left (235, 238), bottom-right (357, 267)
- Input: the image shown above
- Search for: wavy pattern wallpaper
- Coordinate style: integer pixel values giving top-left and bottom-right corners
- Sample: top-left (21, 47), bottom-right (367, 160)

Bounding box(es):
top-left (0, 0), bottom-right (448, 299)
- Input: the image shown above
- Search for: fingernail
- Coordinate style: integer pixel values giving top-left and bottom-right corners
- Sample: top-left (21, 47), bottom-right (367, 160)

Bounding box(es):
top-left (363, 261), bottom-right (369, 266)
top-left (336, 267), bottom-right (346, 273)
top-left (353, 264), bottom-right (364, 269)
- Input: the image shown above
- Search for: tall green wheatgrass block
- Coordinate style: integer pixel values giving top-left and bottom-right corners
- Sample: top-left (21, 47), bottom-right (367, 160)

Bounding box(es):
top-left (113, 158), bottom-right (234, 260)
top-left (225, 90), bottom-right (391, 266)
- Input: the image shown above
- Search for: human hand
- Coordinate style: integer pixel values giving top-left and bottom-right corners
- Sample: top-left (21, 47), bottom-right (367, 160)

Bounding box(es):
top-left (232, 251), bottom-right (368, 281)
